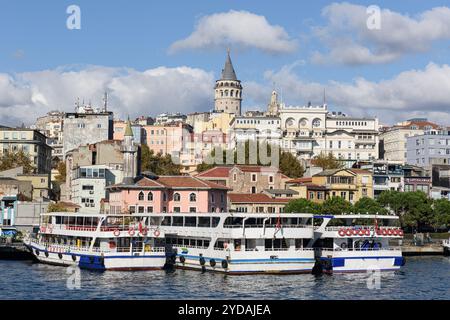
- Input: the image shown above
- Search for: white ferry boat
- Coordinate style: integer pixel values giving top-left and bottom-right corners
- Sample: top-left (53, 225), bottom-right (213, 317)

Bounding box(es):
top-left (157, 212), bottom-right (316, 274)
top-left (25, 211), bottom-right (316, 274)
top-left (24, 212), bottom-right (167, 271)
top-left (311, 214), bottom-right (405, 273)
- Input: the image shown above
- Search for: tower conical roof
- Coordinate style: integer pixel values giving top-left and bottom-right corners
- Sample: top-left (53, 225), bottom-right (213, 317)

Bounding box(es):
top-left (221, 50), bottom-right (238, 81)
top-left (124, 119), bottom-right (134, 137)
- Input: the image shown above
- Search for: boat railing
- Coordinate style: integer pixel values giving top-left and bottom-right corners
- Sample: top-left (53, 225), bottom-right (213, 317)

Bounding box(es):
top-left (223, 224), bottom-right (312, 229)
top-left (171, 244), bottom-right (209, 250)
top-left (41, 224), bottom-right (159, 233)
top-left (320, 247), bottom-right (402, 252)
top-left (319, 226), bottom-right (401, 232)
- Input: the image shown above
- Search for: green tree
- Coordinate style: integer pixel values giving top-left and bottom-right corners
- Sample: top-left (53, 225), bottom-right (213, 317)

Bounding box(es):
top-left (0, 150), bottom-right (35, 174)
top-left (377, 190), bottom-right (405, 215)
top-left (285, 198), bottom-right (322, 214)
top-left (279, 152), bottom-right (304, 178)
top-left (433, 199), bottom-right (450, 229)
top-left (311, 152), bottom-right (344, 170)
top-left (354, 197), bottom-right (388, 215)
top-left (321, 196), bottom-right (354, 215)
top-left (55, 161), bottom-right (66, 183)
top-left (401, 191), bottom-right (434, 231)
top-left (141, 145), bottom-right (182, 175)
top-left (48, 202), bottom-right (68, 212)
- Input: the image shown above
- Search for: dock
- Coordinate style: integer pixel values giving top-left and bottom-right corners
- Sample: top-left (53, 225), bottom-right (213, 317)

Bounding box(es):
top-left (0, 242), bottom-right (33, 260)
top-left (401, 244), bottom-right (444, 256)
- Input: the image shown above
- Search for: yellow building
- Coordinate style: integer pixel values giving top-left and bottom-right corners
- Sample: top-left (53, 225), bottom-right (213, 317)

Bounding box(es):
top-left (311, 169), bottom-right (373, 203)
top-left (16, 174), bottom-right (50, 200)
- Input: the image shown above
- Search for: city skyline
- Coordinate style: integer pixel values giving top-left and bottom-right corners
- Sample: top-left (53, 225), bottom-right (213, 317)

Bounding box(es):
top-left (2, 1), bottom-right (450, 126)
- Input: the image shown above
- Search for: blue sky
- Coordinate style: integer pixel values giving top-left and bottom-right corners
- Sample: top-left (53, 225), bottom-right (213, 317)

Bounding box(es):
top-left (1, 0), bottom-right (450, 125)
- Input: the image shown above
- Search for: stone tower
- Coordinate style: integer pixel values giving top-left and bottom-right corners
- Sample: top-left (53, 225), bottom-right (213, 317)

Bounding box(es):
top-left (267, 90), bottom-right (280, 116)
top-left (121, 119), bottom-right (138, 185)
top-left (214, 50), bottom-right (242, 115)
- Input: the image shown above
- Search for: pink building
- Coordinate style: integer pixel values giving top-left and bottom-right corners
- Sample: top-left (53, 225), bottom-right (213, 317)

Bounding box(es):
top-left (108, 174), bottom-right (229, 214)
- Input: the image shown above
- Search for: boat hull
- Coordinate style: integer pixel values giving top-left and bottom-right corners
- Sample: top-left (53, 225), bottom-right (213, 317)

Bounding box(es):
top-left (319, 250), bottom-right (404, 273)
top-left (26, 243), bottom-right (166, 271)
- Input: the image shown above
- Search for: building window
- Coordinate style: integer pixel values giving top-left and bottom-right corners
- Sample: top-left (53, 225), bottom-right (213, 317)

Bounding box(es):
top-left (138, 191), bottom-right (144, 201)
top-left (309, 192), bottom-right (314, 199)
top-left (211, 193), bottom-right (215, 203)
top-left (163, 193), bottom-right (167, 201)
top-left (251, 174), bottom-right (257, 182)
top-left (129, 206), bottom-right (136, 214)
top-left (269, 175), bottom-right (274, 183)
top-left (251, 186), bottom-right (257, 194)
top-left (189, 193), bottom-right (197, 202)
top-left (147, 206), bottom-right (153, 213)
top-left (173, 207), bottom-right (181, 213)
top-left (174, 193), bottom-right (181, 202)
top-left (189, 207), bottom-right (197, 213)
top-left (138, 206), bottom-right (145, 213)
top-left (147, 192), bottom-right (153, 201)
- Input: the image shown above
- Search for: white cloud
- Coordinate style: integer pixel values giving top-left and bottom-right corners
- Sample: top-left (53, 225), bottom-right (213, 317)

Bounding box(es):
top-left (169, 10), bottom-right (297, 54)
top-left (312, 3), bottom-right (450, 65)
top-left (245, 62), bottom-right (450, 125)
top-left (0, 65), bottom-right (214, 126)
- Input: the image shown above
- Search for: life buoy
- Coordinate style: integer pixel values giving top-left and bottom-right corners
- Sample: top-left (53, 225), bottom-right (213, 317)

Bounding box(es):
top-left (338, 229), bottom-right (346, 237)
top-left (128, 227), bottom-right (135, 236)
top-left (398, 229), bottom-right (404, 237)
top-left (358, 229), bottom-right (365, 236)
top-left (113, 229), bottom-right (120, 237)
top-left (382, 229), bottom-right (388, 236)
top-left (346, 229), bottom-right (352, 236)
top-left (221, 260), bottom-right (228, 269)
top-left (387, 229), bottom-right (393, 236)
top-left (376, 228), bottom-right (382, 235)
top-left (141, 228), bottom-right (148, 236)
top-left (392, 229), bottom-right (399, 236)
top-left (364, 229), bottom-right (370, 236)
top-left (352, 229), bottom-right (359, 236)
top-left (154, 230), bottom-right (160, 237)
top-left (210, 259), bottom-right (216, 267)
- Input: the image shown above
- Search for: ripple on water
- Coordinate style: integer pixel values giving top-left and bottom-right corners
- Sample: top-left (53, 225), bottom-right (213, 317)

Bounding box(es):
top-left (1, 257), bottom-right (450, 300)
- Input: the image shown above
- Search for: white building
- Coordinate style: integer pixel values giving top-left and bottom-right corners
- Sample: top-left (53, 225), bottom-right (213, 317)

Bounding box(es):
top-left (230, 116), bottom-right (282, 147)
top-left (279, 103), bottom-right (379, 166)
top-left (71, 165), bottom-right (123, 213)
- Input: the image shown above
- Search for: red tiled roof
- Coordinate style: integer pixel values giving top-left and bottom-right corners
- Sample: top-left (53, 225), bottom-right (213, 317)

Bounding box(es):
top-left (156, 176), bottom-right (229, 190)
top-left (196, 166), bottom-right (232, 178)
top-left (228, 193), bottom-right (290, 204)
top-left (286, 177), bottom-right (312, 184)
top-left (235, 165), bottom-right (279, 173)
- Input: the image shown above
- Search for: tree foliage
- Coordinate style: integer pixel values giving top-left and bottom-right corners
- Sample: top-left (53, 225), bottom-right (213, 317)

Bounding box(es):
top-left (321, 196), bottom-right (354, 215)
top-left (48, 202), bottom-right (68, 212)
top-left (141, 144), bottom-right (182, 175)
top-left (285, 198), bottom-right (322, 214)
top-left (55, 161), bottom-right (66, 183)
top-left (311, 152), bottom-right (344, 170)
top-left (0, 150), bottom-right (35, 174)
top-left (353, 197), bottom-right (388, 215)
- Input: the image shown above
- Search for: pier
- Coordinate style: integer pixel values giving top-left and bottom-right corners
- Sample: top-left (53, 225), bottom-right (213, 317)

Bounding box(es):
top-left (0, 242), bottom-right (33, 260)
top-left (401, 244), bottom-right (444, 256)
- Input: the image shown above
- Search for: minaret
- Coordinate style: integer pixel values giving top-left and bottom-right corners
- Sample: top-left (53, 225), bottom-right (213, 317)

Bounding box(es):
top-left (121, 119), bottom-right (138, 185)
top-left (214, 49), bottom-right (242, 115)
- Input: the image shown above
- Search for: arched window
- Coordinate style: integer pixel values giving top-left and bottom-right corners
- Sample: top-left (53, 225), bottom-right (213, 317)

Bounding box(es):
top-left (230, 90), bottom-right (234, 97)
top-left (174, 193), bottom-right (181, 202)
top-left (147, 192), bottom-right (153, 201)
top-left (225, 90), bottom-right (229, 97)
top-left (189, 193), bottom-right (197, 202)
top-left (220, 90), bottom-right (224, 97)
top-left (138, 191), bottom-right (144, 201)
top-left (312, 118), bottom-right (321, 128)
top-left (163, 193), bottom-right (167, 201)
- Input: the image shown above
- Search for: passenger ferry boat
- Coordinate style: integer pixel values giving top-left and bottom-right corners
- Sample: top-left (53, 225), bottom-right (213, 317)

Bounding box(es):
top-left (311, 214), bottom-right (405, 273)
top-left (24, 211), bottom-right (316, 274)
top-left (157, 212), bottom-right (316, 274)
top-left (24, 212), bottom-right (167, 271)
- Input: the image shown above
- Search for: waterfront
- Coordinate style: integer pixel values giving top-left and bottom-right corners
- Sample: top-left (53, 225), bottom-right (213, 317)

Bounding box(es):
top-left (2, 256), bottom-right (450, 300)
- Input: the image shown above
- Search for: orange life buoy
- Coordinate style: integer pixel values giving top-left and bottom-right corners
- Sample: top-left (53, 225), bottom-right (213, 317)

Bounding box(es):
top-left (382, 228), bottom-right (388, 236)
top-left (358, 229), bottom-right (365, 236)
top-left (113, 229), bottom-right (120, 237)
top-left (141, 228), bottom-right (148, 236)
top-left (387, 229), bottom-right (393, 236)
top-left (364, 229), bottom-right (370, 236)
top-left (154, 229), bottom-right (160, 237)
top-left (346, 229), bottom-right (352, 236)
top-left (128, 227), bottom-right (135, 236)
top-left (352, 229), bottom-right (359, 236)
top-left (398, 229), bottom-right (404, 237)
top-left (392, 229), bottom-right (399, 236)
top-left (338, 229), bottom-right (346, 237)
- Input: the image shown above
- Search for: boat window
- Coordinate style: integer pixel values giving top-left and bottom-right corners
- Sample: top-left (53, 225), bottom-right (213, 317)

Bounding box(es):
top-left (198, 217), bottom-right (211, 227)
top-left (214, 240), bottom-right (225, 249)
top-left (224, 217), bottom-right (243, 228)
top-left (211, 217), bottom-right (220, 227)
top-left (161, 217), bottom-right (171, 226)
top-left (76, 217), bottom-right (83, 226)
top-left (150, 217), bottom-right (159, 226)
top-left (172, 217), bottom-right (183, 226)
top-left (55, 216), bottom-right (62, 224)
top-left (185, 217), bottom-right (196, 227)
top-left (92, 218), bottom-right (98, 226)
top-left (204, 240), bottom-right (210, 248)
top-left (183, 239), bottom-right (190, 246)
top-left (190, 239), bottom-right (196, 246)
